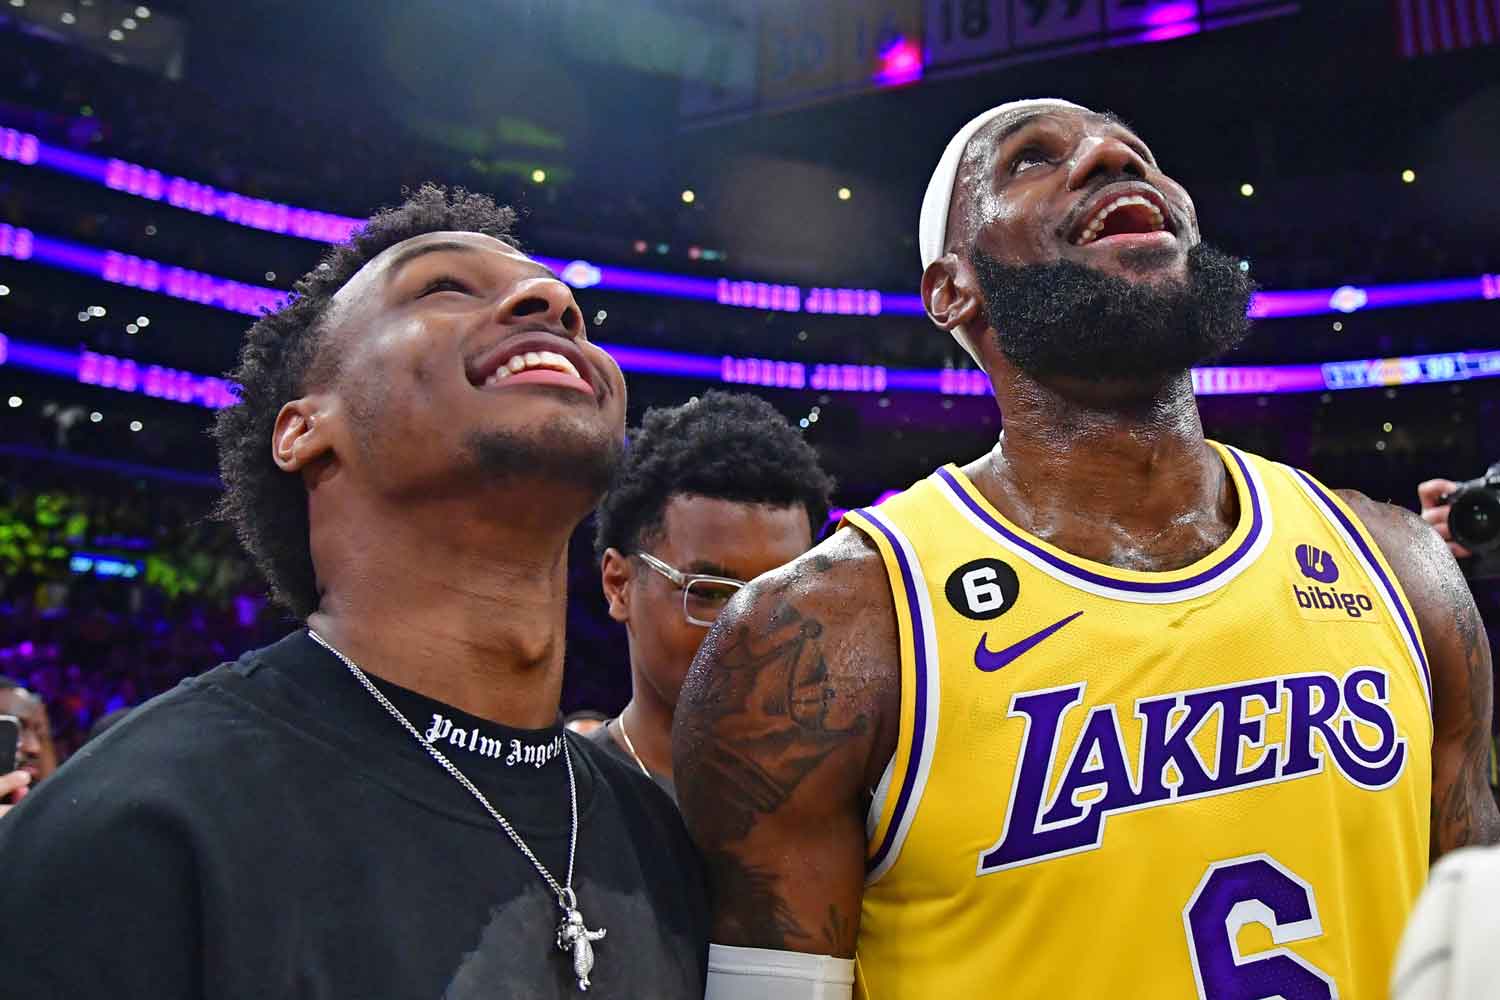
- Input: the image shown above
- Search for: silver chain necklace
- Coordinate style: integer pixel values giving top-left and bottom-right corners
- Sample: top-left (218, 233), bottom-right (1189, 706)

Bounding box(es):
top-left (307, 629), bottom-right (607, 991)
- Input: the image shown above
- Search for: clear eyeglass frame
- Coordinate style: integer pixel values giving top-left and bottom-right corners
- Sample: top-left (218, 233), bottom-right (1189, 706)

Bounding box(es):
top-left (634, 551), bottom-right (747, 628)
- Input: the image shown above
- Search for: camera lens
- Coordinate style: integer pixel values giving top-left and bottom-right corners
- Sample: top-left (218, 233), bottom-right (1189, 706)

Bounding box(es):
top-left (1451, 487), bottom-right (1500, 552)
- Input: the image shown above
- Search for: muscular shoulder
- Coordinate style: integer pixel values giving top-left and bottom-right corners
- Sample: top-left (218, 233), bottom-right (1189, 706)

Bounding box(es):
top-left (685, 525), bottom-right (899, 739)
top-left (1335, 489), bottom-right (1471, 628)
top-left (745, 525), bottom-right (892, 623)
top-left (1338, 489), bottom-right (1500, 854)
top-left (737, 525), bottom-right (895, 644)
top-left (673, 526), bottom-right (901, 832)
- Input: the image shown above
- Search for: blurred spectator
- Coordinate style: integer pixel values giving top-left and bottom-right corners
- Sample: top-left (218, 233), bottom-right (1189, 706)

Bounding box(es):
top-left (588, 392), bottom-right (833, 800)
top-left (562, 709), bottom-right (608, 736)
top-left (0, 676), bottom-right (57, 785)
top-left (85, 706), bottom-right (133, 744)
top-left (1419, 477), bottom-right (1474, 560)
top-left (0, 769), bottom-right (29, 818)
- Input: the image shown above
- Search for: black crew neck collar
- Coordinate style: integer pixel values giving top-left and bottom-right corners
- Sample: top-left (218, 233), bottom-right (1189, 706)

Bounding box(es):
top-left (374, 666), bottom-right (569, 773)
top-left (232, 630), bottom-right (585, 800)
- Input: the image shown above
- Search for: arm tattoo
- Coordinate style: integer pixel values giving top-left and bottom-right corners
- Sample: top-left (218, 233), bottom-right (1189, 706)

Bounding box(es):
top-left (702, 851), bottom-right (810, 945)
top-left (821, 904), bottom-right (853, 955)
top-left (681, 594), bottom-right (869, 846)
top-left (1434, 602), bottom-right (1500, 855)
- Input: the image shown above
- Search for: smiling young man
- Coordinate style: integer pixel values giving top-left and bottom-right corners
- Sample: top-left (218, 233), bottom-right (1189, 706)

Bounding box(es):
top-left (590, 391), bottom-right (833, 800)
top-left (0, 186), bottom-right (708, 998)
top-left (674, 101), bottom-right (1499, 999)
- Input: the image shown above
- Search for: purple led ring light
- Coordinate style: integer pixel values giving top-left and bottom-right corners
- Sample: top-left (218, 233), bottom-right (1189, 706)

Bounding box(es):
top-left (4, 127), bottom-right (1499, 320)
top-left (6, 224), bottom-right (1500, 400)
top-left (5, 322), bottom-right (1500, 413)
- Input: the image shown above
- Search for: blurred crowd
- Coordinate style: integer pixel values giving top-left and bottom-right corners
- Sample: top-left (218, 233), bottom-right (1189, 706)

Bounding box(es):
top-left (0, 453), bottom-right (633, 765)
top-left (0, 455), bottom-right (278, 756)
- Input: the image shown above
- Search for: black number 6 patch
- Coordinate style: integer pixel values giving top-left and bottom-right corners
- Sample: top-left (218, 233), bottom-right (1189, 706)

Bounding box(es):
top-left (944, 558), bottom-right (1020, 621)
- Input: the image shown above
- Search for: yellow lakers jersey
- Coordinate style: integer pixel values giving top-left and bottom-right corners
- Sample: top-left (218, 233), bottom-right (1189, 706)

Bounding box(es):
top-left (842, 442), bottom-right (1431, 1000)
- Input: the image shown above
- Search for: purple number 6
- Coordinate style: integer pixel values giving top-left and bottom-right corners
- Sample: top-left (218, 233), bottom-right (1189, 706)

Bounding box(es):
top-left (1183, 854), bottom-right (1338, 1000)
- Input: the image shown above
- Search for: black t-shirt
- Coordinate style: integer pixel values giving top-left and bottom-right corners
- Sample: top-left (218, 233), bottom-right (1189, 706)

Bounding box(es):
top-left (0, 631), bottom-right (708, 999)
top-left (586, 719), bottom-right (677, 804)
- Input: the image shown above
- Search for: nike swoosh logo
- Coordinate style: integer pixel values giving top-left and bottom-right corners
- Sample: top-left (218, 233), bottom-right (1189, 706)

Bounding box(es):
top-left (975, 611), bottom-right (1084, 672)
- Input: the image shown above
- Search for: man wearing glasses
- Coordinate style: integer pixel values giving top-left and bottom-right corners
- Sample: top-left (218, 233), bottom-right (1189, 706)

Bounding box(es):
top-left (591, 391), bottom-right (834, 801)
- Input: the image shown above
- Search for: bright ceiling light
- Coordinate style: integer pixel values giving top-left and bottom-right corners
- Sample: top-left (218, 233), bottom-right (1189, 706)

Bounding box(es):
top-left (837, 186), bottom-right (852, 201)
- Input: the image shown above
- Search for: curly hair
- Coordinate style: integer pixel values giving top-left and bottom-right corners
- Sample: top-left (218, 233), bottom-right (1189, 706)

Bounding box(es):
top-left (594, 390), bottom-right (835, 560)
top-left (212, 184), bottom-right (518, 618)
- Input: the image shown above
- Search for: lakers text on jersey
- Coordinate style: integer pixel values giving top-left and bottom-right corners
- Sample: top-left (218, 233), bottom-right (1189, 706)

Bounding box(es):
top-left (842, 442), bottom-right (1432, 1000)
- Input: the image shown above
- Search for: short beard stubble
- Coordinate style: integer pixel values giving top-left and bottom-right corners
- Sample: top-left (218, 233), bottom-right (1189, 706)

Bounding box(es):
top-left (463, 415), bottom-right (623, 503)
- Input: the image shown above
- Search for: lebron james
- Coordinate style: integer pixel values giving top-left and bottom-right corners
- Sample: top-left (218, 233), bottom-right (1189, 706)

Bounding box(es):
top-left (675, 100), bottom-right (1498, 999)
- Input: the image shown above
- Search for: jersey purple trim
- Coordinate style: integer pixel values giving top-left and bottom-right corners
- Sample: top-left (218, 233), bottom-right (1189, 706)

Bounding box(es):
top-left (848, 508), bottom-right (931, 876)
top-left (933, 447), bottom-right (1265, 595)
top-left (1291, 469), bottom-right (1433, 707)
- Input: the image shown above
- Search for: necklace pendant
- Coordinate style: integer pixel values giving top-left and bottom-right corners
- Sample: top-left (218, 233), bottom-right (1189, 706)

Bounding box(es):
top-left (556, 905), bottom-right (607, 992)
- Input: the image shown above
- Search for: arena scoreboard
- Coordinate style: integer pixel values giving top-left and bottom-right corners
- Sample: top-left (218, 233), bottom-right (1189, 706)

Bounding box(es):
top-left (680, 0), bottom-right (1298, 124)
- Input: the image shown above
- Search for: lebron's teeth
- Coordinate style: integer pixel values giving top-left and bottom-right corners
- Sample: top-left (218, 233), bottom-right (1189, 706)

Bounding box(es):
top-left (484, 349), bottom-right (582, 385)
top-left (1073, 195), bottom-right (1166, 246)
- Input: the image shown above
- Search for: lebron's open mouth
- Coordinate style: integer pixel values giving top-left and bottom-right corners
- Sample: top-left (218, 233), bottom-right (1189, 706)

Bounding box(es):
top-left (1070, 187), bottom-right (1173, 247)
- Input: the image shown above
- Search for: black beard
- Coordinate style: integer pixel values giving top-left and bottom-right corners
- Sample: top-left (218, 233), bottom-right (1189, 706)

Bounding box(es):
top-left (462, 417), bottom-right (622, 503)
top-left (971, 242), bottom-right (1256, 382)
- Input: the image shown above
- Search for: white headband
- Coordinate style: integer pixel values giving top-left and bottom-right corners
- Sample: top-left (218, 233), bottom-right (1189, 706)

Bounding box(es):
top-left (918, 99), bottom-right (1087, 361)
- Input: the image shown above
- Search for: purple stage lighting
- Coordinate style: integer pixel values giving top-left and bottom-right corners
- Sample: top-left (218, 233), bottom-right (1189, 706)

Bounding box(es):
top-left (2, 335), bottom-right (79, 378)
top-left (4, 125), bottom-right (1498, 320)
top-left (1130, 1), bottom-right (1202, 42)
top-left (20, 220), bottom-right (1499, 324)
top-left (6, 331), bottom-right (1500, 412)
top-left (10, 227), bottom-right (291, 316)
top-left (78, 349), bottom-right (240, 408)
top-left (5, 228), bottom-right (1500, 406)
top-left (0, 223), bottom-right (35, 260)
top-left (874, 37), bottom-right (924, 87)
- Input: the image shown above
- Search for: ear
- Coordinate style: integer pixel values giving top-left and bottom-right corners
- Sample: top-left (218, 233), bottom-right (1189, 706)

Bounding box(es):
top-left (921, 253), bottom-right (984, 335)
top-left (600, 548), bottom-right (633, 624)
top-left (271, 395), bottom-right (337, 475)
